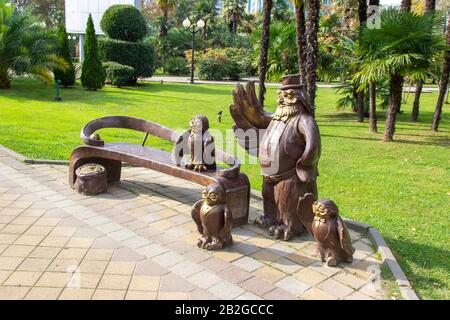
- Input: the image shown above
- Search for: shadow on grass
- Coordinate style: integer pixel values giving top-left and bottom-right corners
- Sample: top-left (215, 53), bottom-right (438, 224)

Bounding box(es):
top-left (384, 236), bottom-right (450, 297)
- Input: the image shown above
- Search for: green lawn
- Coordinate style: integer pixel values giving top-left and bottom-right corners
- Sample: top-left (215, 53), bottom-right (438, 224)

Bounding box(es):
top-left (0, 77), bottom-right (449, 300)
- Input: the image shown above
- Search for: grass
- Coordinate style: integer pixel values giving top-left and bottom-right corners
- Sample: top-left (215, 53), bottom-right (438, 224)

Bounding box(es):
top-left (0, 77), bottom-right (449, 300)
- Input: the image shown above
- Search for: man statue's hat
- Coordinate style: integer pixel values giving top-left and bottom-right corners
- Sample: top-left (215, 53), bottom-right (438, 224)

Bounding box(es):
top-left (280, 74), bottom-right (303, 90)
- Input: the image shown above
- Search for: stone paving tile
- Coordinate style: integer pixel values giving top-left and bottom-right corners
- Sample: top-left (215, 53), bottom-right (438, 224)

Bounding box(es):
top-left (300, 287), bottom-right (337, 300)
top-left (292, 267), bottom-right (327, 287)
top-left (25, 287), bottom-right (63, 300)
top-left (159, 273), bottom-right (197, 292)
top-left (169, 260), bottom-right (204, 278)
top-left (92, 289), bottom-right (126, 300)
top-left (317, 278), bottom-right (354, 299)
top-left (207, 281), bottom-right (246, 300)
top-left (344, 290), bottom-right (374, 300)
top-left (105, 261), bottom-right (136, 275)
top-left (240, 277), bottom-right (275, 296)
top-left (252, 266), bottom-right (286, 284)
top-left (0, 155), bottom-right (389, 300)
top-left (231, 256), bottom-right (265, 273)
top-left (218, 266), bottom-right (253, 284)
top-left (59, 288), bottom-right (95, 300)
top-left (128, 275), bottom-right (160, 291)
top-left (125, 290), bottom-right (158, 300)
top-left (274, 276), bottom-right (311, 296)
top-left (0, 286), bottom-right (31, 299)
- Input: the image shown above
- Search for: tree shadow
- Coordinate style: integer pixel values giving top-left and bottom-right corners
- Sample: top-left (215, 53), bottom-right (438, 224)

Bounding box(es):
top-left (384, 236), bottom-right (450, 293)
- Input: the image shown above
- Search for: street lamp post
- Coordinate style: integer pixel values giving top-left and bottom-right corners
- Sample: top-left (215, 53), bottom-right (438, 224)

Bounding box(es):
top-left (183, 18), bottom-right (205, 84)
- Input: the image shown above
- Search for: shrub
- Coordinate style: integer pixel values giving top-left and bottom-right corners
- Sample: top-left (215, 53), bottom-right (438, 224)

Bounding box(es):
top-left (81, 14), bottom-right (104, 90)
top-left (53, 24), bottom-right (75, 87)
top-left (103, 62), bottom-right (135, 87)
top-left (163, 56), bottom-right (189, 76)
top-left (100, 5), bottom-right (147, 42)
top-left (98, 38), bottom-right (155, 82)
top-left (186, 48), bottom-right (253, 81)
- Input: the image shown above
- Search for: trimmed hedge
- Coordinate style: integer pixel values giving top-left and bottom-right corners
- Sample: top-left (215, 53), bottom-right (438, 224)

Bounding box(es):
top-left (103, 62), bottom-right (135, 87)
top-left (98, 38), bottom-right (154, 82)
top-left (100, 5), bottom-right (147, 42)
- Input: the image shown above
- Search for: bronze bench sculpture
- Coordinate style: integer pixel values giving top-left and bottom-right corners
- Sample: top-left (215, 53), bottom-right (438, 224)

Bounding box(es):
top-left (69, 116), bottom-right (250, 227)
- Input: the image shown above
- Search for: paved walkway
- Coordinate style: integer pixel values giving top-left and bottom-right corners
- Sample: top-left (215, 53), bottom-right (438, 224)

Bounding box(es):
top-left (0, 149), bottom-right (389, 300)
top-left (146, 76), bottom-right (440, 92)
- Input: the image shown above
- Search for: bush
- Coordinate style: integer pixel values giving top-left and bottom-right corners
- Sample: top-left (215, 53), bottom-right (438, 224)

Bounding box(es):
top-left (186, 48), bottom-right (253, 81)
top-left (98, 38), bottom-right (155, 82)
top-left (103, 62), bottom-right (135, 87)
top-left (100, 5), bottom-right (147, 42)
top-left (53, 24), bottom-right (75, 87)
top-left (81, 14), bottom-right (104, 90)
top-left (163, 56), bottom-right (189, 76)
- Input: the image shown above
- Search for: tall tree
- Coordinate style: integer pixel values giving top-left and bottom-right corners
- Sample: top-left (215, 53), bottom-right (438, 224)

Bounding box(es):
top-left (53, 24), bottom-right (75, 87)
top-left (258, 0), bottom-right (273, 107)
top-left (305, 0), bottom-right (321, 111)
top-left (223, 0), bottom-right (246, 34)
top-left (368, 0), bottom-right (380, 132)
top-left (356, 0), bottom-right (368, 123)
top-left (411, 0), bottom-right (436, 121)
top-left (0, 0), bottom-right (67, 89)
top-left (11, 0), bottom-right (64, 26)
top-left (81, 14), bottom-right (104, 91)
top-left (432, 20), bottom-right (450, 131)
top-left (356, 8), bottom-right (446, 141)
top-left (293, 0), bottom-right (307, 91)
top-left (156, 0), bottom-right (178, 37)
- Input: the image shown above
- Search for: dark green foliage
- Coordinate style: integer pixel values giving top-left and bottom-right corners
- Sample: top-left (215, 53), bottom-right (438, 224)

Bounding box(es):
top-left (98, 39), bottom-right (154, 82)
top-left (103, 61), bottom-right (135, 87)
top-left (100, 5), bottom-right (147, 42)
top-left (163, 57), bottom-right (189, 75)
top-left (53, 24), bottom-right (75, 87)
top-left (81, 14), bottom-right (104, 90)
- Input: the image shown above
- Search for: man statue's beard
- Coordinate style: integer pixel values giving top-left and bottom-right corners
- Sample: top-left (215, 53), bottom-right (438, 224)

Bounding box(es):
top-left (273, 103), bottom-right (300, 122)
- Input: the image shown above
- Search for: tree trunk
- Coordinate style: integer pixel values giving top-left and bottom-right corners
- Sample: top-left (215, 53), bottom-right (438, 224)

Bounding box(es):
top-left (160, 10), bottom-right (168, 37)
top-left (258, 0), bottom-right (273, 107)
top-left (305, 0), bottom-right (320, 114)
top-left (369, 81), bottom-right (377, 133)
top-left (411, 81), bottom-right (423, 121)
top-left (294, 2), bottom-right (307, 90)
top-left (411, 0), bottom-right (435, 121)
top-left (384, 74), bottom-right (403, 141)
top-left (356, 0), bottom-right (368, 123)
top-left (425, 0), bottom-right (436, 12)
top-left (401, 0), bottom-right (411, 11)
top-left (432, 24), bottom-right (450, 131)
top-left (0, 67), bottom-right (11, 89)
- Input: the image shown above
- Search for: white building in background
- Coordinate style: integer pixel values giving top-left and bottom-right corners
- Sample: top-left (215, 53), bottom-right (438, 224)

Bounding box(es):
top-left (65, 0), bottom-right (142, 61)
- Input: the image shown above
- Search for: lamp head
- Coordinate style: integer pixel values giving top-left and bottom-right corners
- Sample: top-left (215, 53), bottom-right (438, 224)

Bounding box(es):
top-left (183, 18), bottom-right (191, 28)
top-left (197, 19), bottom-right (205, 29)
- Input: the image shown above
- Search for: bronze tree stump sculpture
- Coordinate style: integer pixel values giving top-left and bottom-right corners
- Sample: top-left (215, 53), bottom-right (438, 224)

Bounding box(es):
top-left (191, 183), bottom-right (233, 250)
top-left (74, 163), bottom-right (107, 195)
top-left (229, 75), bottom-right (321, 241)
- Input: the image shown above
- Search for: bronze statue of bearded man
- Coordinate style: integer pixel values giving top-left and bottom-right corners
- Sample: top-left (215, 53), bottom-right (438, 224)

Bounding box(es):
top-left (230, 74), bottom-right (321, 241)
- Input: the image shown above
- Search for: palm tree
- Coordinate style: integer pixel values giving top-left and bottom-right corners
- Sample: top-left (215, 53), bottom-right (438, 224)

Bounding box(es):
top-left (412, 0), bottom-right (436, 121)
top-left (0, 0), bottom-right (67, 89)
top-left (293, 0), bottom-right (307, 91)
top-left (367, 0), bottom-right (380, 132)
top-left (356, 0), bottom-right (368, 123)
top-left (356, 8), bottom-right (446, 141)
top-left (258, 0), bottom-right (273, 107)
top-left (305, 0), bottom-right (321, 111)
top-left (223, 0), bottom-right (246, 34)
top-left (432, 19), bottom-right (450, 131)
top-left (156, 0), bottom-right (178, 37)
